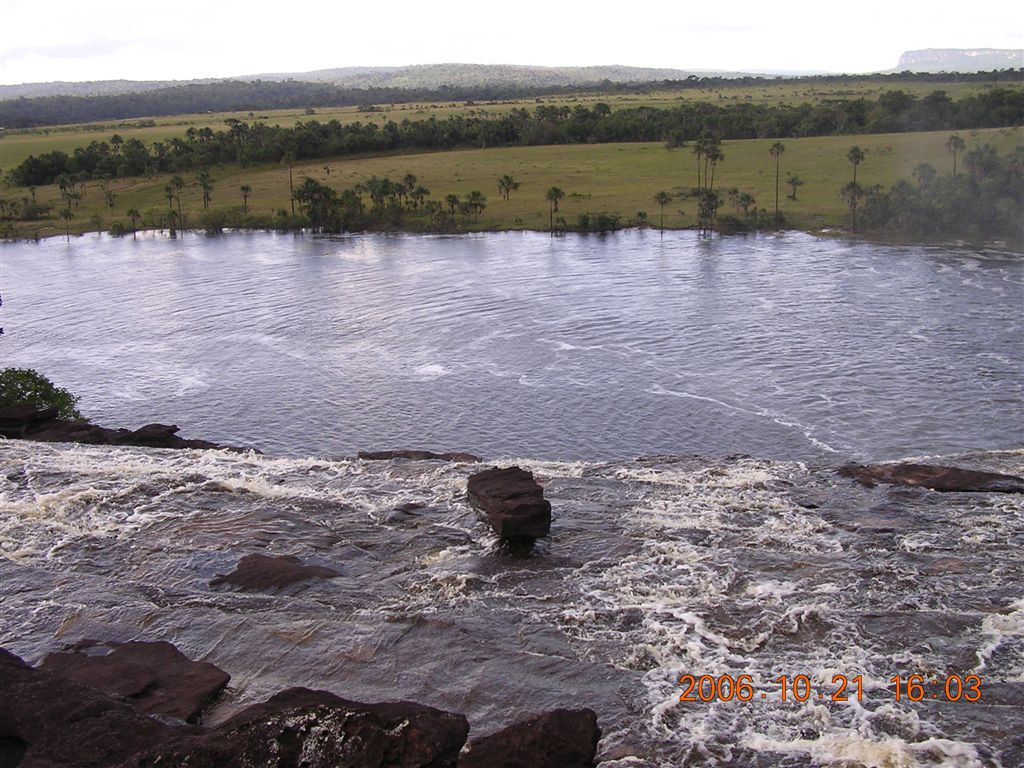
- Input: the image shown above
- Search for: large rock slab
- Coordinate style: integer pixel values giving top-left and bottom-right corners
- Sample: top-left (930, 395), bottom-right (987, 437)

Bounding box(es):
top-left (39, 640), bottom-right (230, 724)
top-left (0, 404), bottom-right (232, 450)
top-left (458, 708), bottom-right (601, 768)
top-left (359, 449), bottom-right (482, 463)
top-left (466, 466), bottom-right (552, 540)
top-left (838, 463), bottom-right (1024, 493)
top-left (0, 646), bottom-right (178, 768)
top-left (210, 553), bottom-right (341, 592)
top-left (3, 645), bottom-right (470, 768)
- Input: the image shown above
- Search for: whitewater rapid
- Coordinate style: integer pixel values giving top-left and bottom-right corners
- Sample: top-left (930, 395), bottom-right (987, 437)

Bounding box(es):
top-left (1, 441), bottom-right (1021, 767)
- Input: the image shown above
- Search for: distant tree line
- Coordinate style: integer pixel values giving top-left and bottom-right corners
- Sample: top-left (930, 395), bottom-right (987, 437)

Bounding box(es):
top-left (2, 70), bottom-right (1022, 129)
top-left (8, 88), bottom-right (1024, 188)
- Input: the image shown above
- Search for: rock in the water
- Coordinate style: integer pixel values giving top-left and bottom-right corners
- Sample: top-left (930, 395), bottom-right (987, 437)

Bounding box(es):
top-left (458, 708), bottom-right (600, 768)
top-left (0, 646), bottom-right (179, 768)
top-left (0, 403), bottom-right (233, 450)
top-left (838, 463), bottom-right (1024, 493)
top-left (210, 553), bottom-right (341, 591)
top-left (359, 450), bottom-right (482, 463)
top-left (39, 640), bottom-right (230, 724)
top-left (0, 404), bottom-right (59, 437)
top-left (466, 466), bottom-right (552, 540)
top-left (3, 645), bottom-right (470, 768)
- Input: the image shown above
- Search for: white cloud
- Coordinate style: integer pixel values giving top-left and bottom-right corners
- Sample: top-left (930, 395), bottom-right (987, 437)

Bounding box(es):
top-left (1, 0), bottom-right (1021, 84)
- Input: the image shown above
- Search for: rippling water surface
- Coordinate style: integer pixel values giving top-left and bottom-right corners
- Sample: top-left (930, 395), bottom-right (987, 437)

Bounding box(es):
top-left (2, 230), bottom-right (1021, 460)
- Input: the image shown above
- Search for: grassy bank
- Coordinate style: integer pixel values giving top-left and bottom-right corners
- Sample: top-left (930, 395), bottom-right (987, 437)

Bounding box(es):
top-left (3, 127), bottom-right (1021, 240)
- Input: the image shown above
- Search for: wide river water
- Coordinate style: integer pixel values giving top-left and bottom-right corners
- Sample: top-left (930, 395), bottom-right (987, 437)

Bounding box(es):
top-left (1, 230), bottom-right (1023, 767)
top-left (2, 229), bottom-right (1021, 460)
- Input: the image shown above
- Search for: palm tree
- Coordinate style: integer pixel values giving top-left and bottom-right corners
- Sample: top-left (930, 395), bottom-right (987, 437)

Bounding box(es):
top-left (692, 137), bottom-right (707, 190)
top-left (545, 187), bottom-right (565, 232)
top-left (170, 175), bottom-right (185, 223)
top-left (653, 191), bottom-right (672, 230)
top-left (164, 184), bottom-right (175, 211)
top-left (283, 152), bottom-right (296, 215)
top-left (840, 181), bottom-right (865, 231)
top-left (465, 190), bottom-right (487, 221)
top-left (945, 134), bottom-right (965, 177)
top-left (105, 190), bottom-right (116, 214)
top-left (126, 207), bottom-right (140, 238)
top-left (445, 194), bottom-right (460, 218)
top-left (240, 185), bottom-right (252, 214)
top-left (59, 207), bottom-right (74, 241)
top-left (785, 174), bottom-right (804, 200)
top-left (411, 185), bottom-right (430, 209)
top-left (846, 146), bottom-right (866, 186)
top-left (706, 139), bottom-right (724, 193)
top-left (769, 142), bottom-right (785, 219)
top-left (498, 174), bottom-right (520, 201)
top-left (197, 170), bottom-right (214, 211)
top-left (912, 163), bottom-right (937, 188)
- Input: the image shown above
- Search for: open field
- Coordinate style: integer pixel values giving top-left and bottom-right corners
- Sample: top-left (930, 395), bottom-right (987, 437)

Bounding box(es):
top-left (3, 78), bottom-right (1020, 172)
top-left (3, 126), bottom-right (1021, 240)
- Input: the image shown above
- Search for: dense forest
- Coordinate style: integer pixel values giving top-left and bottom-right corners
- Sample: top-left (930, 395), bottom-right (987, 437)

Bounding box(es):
top-left (2, 70), bottom-right (1022, 129)
top-left (9, 88), bottom-right (1024, 188)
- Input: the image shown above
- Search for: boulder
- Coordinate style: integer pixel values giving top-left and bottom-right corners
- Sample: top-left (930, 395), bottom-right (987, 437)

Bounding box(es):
top-left (39, 640), bottom-right (230, 724)
top-left (0, 646), bottom-right (178, 768)
top-left (0, 402), bottom-right (239, 451)
top-left (838, 463), bottom-right (1024, 493)
top-left (359, 450), bottom-right (482, 463)
top-left (2, 645), bottom-right (470, 768)
top-left (0, 404), bottom-right (59, 437)
top-left (210, 553), bottom-right (341, 592)
top-left (467, 466), bottom-right (552, 540)
top-left (458, 708), bottom-right (601, 768)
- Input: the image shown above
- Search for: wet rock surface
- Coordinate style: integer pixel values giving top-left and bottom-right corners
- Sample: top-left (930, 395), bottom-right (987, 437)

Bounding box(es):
top-left (838, 462), bottom-right (1024, 493)
top-left (466, 466), bottom-right (552, 540)
top-left (209, 553), bottom-right (341, 592)
top-left (3, 646), bottom-right (471, 768)
top-left (359, 450), bottom-right (482, 463)
top-left (0, 404), bottom-right (235, 451)
top-left (39, 640), bottom-right (230, 724)
top-left (458, 708), bottom-right (600, 768)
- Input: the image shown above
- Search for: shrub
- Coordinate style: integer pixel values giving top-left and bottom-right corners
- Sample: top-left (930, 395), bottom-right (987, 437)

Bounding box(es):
top-left (0, 368), bottom-right (85, 420)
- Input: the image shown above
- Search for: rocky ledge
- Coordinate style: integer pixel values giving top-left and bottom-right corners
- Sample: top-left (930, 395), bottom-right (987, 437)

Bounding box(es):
top-left (1, 641), bottom-right (601, 768)
top-left (838, 462), bottom-right (1024, 493)
top-left (0, 404), bottom-right (241, 451)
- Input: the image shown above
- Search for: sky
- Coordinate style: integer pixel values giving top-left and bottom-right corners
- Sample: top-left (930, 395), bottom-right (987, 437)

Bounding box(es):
top-left (1, 0), bottom-right (1022, 85)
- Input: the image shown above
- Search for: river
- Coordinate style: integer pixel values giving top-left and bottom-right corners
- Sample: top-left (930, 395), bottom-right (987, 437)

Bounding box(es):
top-left (2, 229), bottom-right (1021, 460)
top-left (1, 230), bottom-right (1022, 767)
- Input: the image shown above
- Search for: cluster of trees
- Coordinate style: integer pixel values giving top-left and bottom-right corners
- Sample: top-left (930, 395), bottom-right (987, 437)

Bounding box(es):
top-left (4, 69), bottom-right (1021, 129)
top-left (11, 88), bottom-right (1024, 188)
top-left (858, 143), bottom-right (1023, 241)
top-left (268, 173), bottom-right (489, 234)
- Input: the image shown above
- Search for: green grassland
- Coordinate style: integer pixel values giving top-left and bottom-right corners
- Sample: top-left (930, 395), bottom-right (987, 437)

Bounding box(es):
top-left (7, 126), bottom-right (1021, 240)
top-left (3, 78), bottom-right (1019, 172)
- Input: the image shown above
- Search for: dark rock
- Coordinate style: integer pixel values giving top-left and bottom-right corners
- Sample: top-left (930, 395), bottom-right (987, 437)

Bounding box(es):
top-left (210, 553), bottom-right (341, 591)
top-left (39, 640), bottom-right (230, 724)
top-left (458, 708), bottom-right (600, 768)
top-left (120, 687), bottom-right (469, 768)
top-left (467, 466), bottom-right (552, 541)
top-left (2, 645), bottom-right (469, 768)
top-left (0, 646), bottom-right (178, 768)
top-left (0, 402), bottom-right (244, 451)
top-left (359, 450), bottom-right (482, 463)
top-left (0, 404), bottom-right (59, 437)
top-left (838, 463), bottom-right (1024, 493)
top-left (395, 502), bottom-right (427, 513)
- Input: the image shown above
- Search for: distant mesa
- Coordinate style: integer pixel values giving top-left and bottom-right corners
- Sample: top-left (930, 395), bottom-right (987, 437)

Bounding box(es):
top-left (894, 48), bottom-right (1024, 73)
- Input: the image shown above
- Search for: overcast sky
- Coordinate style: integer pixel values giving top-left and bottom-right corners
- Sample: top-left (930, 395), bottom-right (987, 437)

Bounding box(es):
top-left (1, 0), bottom-right (1022, 85)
